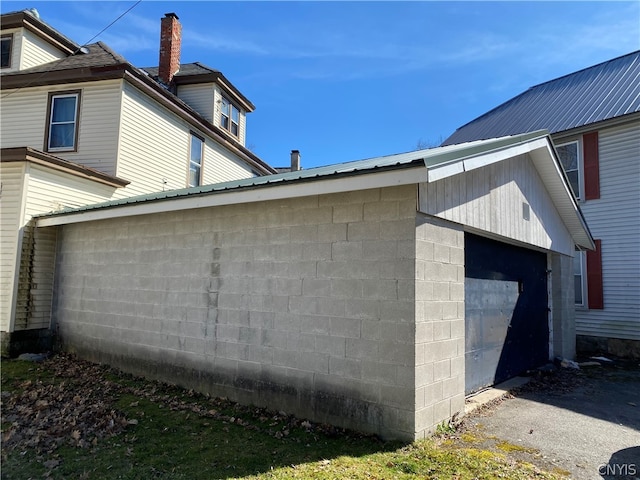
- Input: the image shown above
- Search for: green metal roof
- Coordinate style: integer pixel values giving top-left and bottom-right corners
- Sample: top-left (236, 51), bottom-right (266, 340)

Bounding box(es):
top-left (37, 130), bottom-right (549, 219)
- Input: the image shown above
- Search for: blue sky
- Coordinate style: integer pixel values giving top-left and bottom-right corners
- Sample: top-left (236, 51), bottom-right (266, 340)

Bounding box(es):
top-left (4, 1), bottom-right (639, 169)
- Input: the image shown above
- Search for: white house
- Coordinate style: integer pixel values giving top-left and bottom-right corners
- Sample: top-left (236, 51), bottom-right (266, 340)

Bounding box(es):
top-left (0, 9), bottom-right (277, 354)
top-left (442, 52), bottom-right (640, 358)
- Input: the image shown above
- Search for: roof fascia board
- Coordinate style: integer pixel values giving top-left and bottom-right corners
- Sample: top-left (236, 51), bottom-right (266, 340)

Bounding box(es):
top-left (427, 136), bottom-right (548, 182)
top-left (530, 143), bottom-right (595, 250)
top-left (36, 165), bottom-right (425, 227)
top-left (1, 12), bottom-right (78, 53)
top-left (0, 67), bottom-right (126, 89)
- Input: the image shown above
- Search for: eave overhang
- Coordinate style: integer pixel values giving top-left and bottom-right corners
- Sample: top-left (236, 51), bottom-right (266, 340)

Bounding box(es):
top-left (1, 147), bottom-right (130, 188)
top-left (1, 11), bottom-right (78, 54)
top-left (35, 131), bottom-right (595, 254)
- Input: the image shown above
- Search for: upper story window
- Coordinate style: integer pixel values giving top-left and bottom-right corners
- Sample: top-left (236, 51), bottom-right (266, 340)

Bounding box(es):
top-left (46, 91), bottom-right (81, 152)
top-left (556, 141), bottom-right (581, 199)
top-left (189, 133), bottom-right (204, 187)
top-left (1, 34), bottom-right (13, 68)
top-left (220, 96), bottom-right (239, 137)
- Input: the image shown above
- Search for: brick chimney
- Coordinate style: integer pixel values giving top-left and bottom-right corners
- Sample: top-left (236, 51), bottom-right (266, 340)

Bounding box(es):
top-left (158, 13), bottom-right (181, 85)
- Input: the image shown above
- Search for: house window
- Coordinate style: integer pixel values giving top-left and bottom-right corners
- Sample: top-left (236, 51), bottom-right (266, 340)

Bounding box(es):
top-left (1, 34), bottom-right (12, 68)
top-left (46, 91), bottom-right (81, 152)
top-left (220, 96), bottom-right (240, 137)
top-left (189, 133), bottom-right (203, 187)
top-left (556, 141), bottom-right (581, 199)
top-left (574, 250), bottom-right (585, 306)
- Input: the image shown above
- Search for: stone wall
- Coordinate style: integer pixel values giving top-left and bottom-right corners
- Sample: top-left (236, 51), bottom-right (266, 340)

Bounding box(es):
top-left (52, 185), bottom-right (432, 440)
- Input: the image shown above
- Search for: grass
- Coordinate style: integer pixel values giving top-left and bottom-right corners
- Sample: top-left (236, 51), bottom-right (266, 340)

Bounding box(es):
top-left (1, 355), bottom-right (563, 480)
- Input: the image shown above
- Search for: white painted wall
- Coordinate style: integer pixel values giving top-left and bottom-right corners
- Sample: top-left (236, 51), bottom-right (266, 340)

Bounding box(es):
top-left (419, 153), bottom-right (575, 256)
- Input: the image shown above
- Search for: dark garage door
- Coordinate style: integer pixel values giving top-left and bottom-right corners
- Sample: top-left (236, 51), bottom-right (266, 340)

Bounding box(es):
top-left (465, 233), bottom-right (548, 394)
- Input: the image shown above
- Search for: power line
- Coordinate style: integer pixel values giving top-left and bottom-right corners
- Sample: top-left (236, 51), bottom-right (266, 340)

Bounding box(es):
top-left (1, 0), bottom-right (143, 99)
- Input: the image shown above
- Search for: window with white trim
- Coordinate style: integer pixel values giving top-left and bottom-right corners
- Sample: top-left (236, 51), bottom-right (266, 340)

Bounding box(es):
top-left (220, 96), bottom-right (240, 137)
top-left (556, 141), bottom-right (581, 199)
top-left (1, 34), bottom-right (12, 68)
top-left (46, 91), bottom-right (80, 151)
top-left (189, 133), bottom-right (203, 187)
top-left (574, 250), bottom-right (585, 306)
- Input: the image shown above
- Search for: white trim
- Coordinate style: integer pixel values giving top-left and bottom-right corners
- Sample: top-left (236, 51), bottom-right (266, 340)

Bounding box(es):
top-left (36, 166), bottom-right (427, 227)
top-left (547, 253), bottom-right (553, 360)
top-left (427, 138), bottom-right (547, 182)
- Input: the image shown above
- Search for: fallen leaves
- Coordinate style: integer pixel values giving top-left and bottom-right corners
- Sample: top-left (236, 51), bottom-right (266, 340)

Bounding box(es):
top-left (1, 354), bottom-right (128, 457)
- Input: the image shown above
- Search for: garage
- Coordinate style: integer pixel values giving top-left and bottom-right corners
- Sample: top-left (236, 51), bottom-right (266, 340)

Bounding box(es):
top-left (464, 233), bottom-right (549, 394)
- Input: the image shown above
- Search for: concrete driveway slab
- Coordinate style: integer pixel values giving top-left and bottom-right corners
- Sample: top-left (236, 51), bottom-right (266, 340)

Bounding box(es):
top-left (460, 361), bottom-right (640, 479)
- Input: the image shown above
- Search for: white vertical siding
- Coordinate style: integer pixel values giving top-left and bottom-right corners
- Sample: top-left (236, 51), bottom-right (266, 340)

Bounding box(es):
top-left (0, 163), bottom-right (26, 331)
top-left (20, 28), bottom-right (66, 70)
top-left (0, 80), bottom-right (122, 175)
top-left (574, 121), bottom-right (640, 340)
top-left (419, 153), bottom-right (574, 256)
top-left (177, 83), bottom-right (214, 123)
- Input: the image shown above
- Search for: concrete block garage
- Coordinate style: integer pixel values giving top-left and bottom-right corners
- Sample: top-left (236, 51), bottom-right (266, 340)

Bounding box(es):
top-left (35, 131), bottom-right (593, 441)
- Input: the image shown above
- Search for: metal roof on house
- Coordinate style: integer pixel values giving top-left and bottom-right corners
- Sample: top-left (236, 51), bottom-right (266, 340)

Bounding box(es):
top-left (442, 51), bottom-right (640, 146)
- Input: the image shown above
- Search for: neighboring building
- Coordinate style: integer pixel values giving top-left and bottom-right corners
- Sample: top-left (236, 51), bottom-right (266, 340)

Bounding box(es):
top-left (36, 131), bottom-right (592, 440)
top-left (0, 9), bottom-right (276, 354)
top-left (442, 51), bottom-right (640, 358)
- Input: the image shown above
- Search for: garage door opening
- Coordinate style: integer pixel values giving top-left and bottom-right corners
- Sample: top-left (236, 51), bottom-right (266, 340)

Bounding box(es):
top-left (465, 233), bottom-right (548, 394)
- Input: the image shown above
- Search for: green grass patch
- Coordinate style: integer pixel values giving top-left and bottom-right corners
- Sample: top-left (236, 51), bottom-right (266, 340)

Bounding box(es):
top-left (2, 355), bottom-right (563, 479)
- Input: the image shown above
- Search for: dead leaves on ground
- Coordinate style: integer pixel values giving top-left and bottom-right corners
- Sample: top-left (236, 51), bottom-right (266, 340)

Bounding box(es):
top-left (1, 356), bottom-right (129, 457)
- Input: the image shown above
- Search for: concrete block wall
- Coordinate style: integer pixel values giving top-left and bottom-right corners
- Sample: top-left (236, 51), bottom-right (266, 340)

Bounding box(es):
top-left (414, 214), bottom-right (465, 438)
top-left (52, 185), bottom-right (422, 439)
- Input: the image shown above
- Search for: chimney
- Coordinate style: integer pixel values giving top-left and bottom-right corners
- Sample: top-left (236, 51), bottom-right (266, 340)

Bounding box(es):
top-left (158, 13), bottom-right (181, 85)
top-left (290, 150), bottom-right (301, 172)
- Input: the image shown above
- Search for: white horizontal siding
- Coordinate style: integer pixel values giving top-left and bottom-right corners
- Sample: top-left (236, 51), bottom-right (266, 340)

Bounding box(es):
top-left (419, 153), bottom-right (574, 255)
top-left (177, 84), bottom-right (214, 123)
top-left (20, 28), bottom-right (66, 70)
top-left (0, 163), bottom-right (25, 331)
top-left (575, 121), bottom-right (640, 340)
top-left (202, 140), bottom-right (254, 185)
top-left (118, 82), bottom-right (255, 196)
top-left (10, 164), bottom-right (118, 331)
top-left (24, 163), bottom-right (117, 217)
top-left (0, 80), bottom-right (122, 175)
top-left (118, 82), bottom-right (190, 195)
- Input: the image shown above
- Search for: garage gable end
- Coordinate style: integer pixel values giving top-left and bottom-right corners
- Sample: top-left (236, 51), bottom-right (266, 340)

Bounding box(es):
top-left (419, 146), bottom-right (579, 256)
